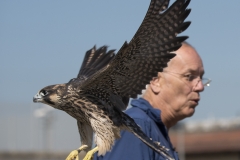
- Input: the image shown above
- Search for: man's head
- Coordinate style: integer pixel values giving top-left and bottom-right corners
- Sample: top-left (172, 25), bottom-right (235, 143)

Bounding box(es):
top-left (143, 42), bottom-right (206, 128)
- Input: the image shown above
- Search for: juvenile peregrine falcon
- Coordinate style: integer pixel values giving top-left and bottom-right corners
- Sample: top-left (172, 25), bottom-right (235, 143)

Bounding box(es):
top-left (33, 0), bottom-right (191, 160)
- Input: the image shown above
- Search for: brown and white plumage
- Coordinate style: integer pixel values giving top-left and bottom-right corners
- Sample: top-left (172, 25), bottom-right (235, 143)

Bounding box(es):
top-left (33, 0), bottom-right (191, 159)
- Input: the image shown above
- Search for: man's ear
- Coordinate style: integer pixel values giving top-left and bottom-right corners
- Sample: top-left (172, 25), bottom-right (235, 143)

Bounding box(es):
top-left (150, 75), bottom-right (161, 94)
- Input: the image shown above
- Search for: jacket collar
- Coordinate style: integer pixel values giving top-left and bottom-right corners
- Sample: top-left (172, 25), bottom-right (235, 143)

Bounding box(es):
top-left (131, 98), bottom-right (162, 124)
top-left (131, 97), bottom-right (170, 139)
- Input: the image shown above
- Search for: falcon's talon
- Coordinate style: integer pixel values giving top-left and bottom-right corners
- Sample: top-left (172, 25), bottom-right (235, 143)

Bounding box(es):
top-left (66, 150), bottom-right (79, 160)
top-left (78, 144), bottom-right (88, 152)
top-left (66, 145), bottom-right (89, 160)
top-left (83, 146), bottom-right (99, 160)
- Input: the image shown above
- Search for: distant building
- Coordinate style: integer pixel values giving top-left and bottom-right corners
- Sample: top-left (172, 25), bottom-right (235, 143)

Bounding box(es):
top-left (170, 117), bottom-right (240, 160)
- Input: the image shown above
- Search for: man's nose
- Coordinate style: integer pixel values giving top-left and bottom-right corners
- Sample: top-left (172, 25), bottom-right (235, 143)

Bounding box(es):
top-left (193, 79), bottom-right (204, 92)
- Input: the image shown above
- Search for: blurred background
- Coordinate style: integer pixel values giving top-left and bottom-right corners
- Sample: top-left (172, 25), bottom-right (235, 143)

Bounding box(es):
top-left (1, 0), bottom-right (240, 160)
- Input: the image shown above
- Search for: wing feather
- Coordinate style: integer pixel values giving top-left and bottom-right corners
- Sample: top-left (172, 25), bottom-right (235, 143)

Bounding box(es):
top-left (79, 0), bottom-right (191, 109)
top-left (77, 46), bottom-right (115, 79)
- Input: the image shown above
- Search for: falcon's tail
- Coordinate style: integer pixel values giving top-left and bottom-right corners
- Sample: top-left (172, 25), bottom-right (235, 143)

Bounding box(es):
top-left (77, 46), bottom-right (115, 78)
top-left (122, 113), bottom-right (174, 160)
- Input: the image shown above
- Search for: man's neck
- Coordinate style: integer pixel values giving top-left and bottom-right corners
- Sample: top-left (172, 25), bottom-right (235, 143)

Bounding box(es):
top-left (142, 95), bottom-right (178, 130)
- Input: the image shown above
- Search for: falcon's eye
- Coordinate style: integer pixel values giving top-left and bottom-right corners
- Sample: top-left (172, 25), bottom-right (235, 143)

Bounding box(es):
top-left (40, 90), bottom-right (48, 96)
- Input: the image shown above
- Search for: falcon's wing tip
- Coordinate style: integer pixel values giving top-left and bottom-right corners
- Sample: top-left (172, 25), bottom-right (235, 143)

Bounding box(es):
top-left (77, 45), bottom-right (116, 79)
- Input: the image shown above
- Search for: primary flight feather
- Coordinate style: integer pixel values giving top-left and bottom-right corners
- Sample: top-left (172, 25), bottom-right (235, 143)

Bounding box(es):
top-left (33, 0), bottom-right (191, 160)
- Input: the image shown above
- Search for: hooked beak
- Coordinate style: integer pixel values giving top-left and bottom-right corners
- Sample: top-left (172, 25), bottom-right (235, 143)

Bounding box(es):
top-left (33, 92), bottom-right (42, 103)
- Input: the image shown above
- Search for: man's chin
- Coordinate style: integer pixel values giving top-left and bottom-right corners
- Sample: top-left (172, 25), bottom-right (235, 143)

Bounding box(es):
top-left (185, 107), bottom-right (195, 117)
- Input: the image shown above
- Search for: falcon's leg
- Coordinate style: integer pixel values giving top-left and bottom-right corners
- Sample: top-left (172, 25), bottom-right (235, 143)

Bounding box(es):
top-left (83, 146), bottom-right (99, 160)
top-left (66, 145), bottom-right (88, 160)
top-left (66, 121), bottom-right (93, 160)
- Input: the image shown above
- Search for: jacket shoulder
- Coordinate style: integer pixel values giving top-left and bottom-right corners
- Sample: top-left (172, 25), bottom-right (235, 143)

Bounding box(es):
top-left (125, 107), bottom-right (151, 122)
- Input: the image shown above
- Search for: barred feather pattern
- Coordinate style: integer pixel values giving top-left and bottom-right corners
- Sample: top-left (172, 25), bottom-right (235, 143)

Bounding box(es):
top-left (66, 96), bottom-right (122, 156)
top-left (77, 46), bottom-right (115, 80)
top-left (81, 0), bottom-right (191, 103)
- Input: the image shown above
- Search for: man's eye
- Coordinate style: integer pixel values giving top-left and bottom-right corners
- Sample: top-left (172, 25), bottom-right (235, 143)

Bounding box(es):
top-left (40, 90), bottom-right (48, 96)
top-left (185, 74), bottom-right (195, 81)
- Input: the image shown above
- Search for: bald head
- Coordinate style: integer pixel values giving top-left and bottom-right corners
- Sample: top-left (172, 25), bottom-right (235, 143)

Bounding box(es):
top-left (165, 43), bottom-right (203, 74)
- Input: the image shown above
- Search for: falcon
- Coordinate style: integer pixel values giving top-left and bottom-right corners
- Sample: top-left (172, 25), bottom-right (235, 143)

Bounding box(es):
top-left (33, 0), bottom-right (191, 160)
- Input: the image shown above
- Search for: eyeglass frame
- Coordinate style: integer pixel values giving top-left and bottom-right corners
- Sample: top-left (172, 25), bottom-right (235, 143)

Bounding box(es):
top-left (162, 71), bottom-right (211, 88)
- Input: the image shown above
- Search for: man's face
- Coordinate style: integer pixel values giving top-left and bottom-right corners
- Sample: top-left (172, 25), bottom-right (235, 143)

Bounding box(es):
top-left (159, 45), bottom-right (204, 119)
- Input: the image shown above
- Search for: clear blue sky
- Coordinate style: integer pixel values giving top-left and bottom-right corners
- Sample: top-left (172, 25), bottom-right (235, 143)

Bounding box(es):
top-left (1, 0), bottom-right (240, 121)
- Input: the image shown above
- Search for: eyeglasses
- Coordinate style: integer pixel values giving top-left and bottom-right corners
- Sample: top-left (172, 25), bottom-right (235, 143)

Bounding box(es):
top-left (163, 71), bottom-right (211, 87)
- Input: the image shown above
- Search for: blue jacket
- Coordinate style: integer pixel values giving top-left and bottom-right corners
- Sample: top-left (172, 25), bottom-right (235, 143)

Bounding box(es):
top-left (93, 98), bottom-right (179, 160)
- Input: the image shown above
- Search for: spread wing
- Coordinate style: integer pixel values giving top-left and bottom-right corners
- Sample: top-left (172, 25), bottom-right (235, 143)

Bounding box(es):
top-left (79, 0), bottom-right (191, 109)
top-left (77, 45), bottom-right (115, 80)
top-left (75, 45), bottom-right (130, 107)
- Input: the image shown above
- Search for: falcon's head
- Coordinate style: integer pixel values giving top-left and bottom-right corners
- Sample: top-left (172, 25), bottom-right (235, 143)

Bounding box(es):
top-left (33, 83), bottom-right (69, 109)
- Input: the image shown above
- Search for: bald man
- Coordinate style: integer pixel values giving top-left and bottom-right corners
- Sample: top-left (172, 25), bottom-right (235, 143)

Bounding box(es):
top-left (94, 42), bottom-right (211, 160)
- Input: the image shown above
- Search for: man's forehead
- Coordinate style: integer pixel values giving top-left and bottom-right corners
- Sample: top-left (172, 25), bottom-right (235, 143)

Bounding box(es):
top-left (166, 44), bottom-right (204, 72)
